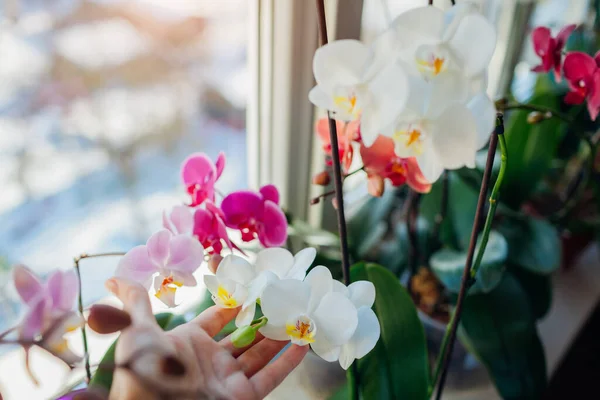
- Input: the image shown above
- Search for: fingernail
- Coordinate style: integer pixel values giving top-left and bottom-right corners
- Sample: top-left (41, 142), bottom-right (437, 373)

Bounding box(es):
top-left (105, 278), bottom-right (117, 294)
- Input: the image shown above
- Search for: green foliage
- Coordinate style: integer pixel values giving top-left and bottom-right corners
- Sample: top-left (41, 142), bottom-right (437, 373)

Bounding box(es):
top-left (459, 273), bottom-right (547, 399)
top-left (430, 231), bottom-right (507, 294)
top-left (347, 189), bottom-right (398, 259)
top-left (420, 172), bottom-right (479, 250)
top-left (351, 263), bottom-right (429, 400)
top-left (510, 265), bottom-right (553, 320)
top-left (89, 312), bottom-right (185, 393)
top-left (498, 215), bottom-right (561, 274)
top-left (502, 76), bottom-right (566, 209)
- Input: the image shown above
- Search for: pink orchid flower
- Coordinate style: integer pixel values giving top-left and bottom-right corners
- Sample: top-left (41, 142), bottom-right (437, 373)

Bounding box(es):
top-left (360, 135), bottom-right (431, 196)
top-left (563, 51), bottom-right (600, 121)
top-left (531, 24), bottom-right (576, 81)
top-left (115, 229), bottom-right (204, 307)
top-left (221, 185), bottom-right (288, 247)
top-left (316, 118), bottom-right (360, 172)
top-left (13, 265), bottom-right (83, 365)
top-left (181, 152), bottom-right (226, 206)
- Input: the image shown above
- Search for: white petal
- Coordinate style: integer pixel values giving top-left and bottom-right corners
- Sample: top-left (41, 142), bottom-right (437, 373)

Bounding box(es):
top-left (442, 2), bottom-right (479, 41)
top-left (232, 283), bottom-right (249, 305)
top-left (416, 146), bottom-right (444, 183)
top-left (338, 307), bottom-right (380, 370)
top-left (312, 292), bottom-right (358, 346)
top-left (362, 63), bottom-right (409, 140)
top-left (260, 279), bottom-right (310, 326)
top-left (172, 271), bottom-right (197, 287)
top-left (391, 6), bottom-right (445, 48)
top-left (364, 29), bottom-right (401, 81)
top-left (313, 40), bottom-right (371, 92)
top-left (448, 14), bottom-right (496, 77)
top-left (425, 72), bottom-right (469, 119)
top-left (311, 335), bottom-right (341, 362)
top-left (259, 323), bottom-right (289, 341)
top-left (287, 248), bottom-right (317, 280)
top-left (348, 281), bottom-right (375, 309)
top-left (203, 274), bottom-right (219, 295)
top-left (309, 86), bottom-right (336, 113)
top-left (254, 248), bottom-right (294, 279)
top-left (304, 266), bottom-right (333, 313)
top-left (244, 271), bottom-right (278, 307)
top-left (431, 104), bottom-right (477, 169)
top-left (216, 255), bottom-right (256, 285)
top-left (468, 92), bottom-right (496, 149)
top-left (332, 280), bottom-right (349, 297)
top-left (235, 302), bottom-right (256, 327)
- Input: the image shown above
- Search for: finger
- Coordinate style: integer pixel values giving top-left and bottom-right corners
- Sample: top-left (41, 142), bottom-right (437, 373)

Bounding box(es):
top-left (237, 339), bottom-right (288, 378)
top-left (105, 278), bottom-right (153, 325)
top-left (250, 344), bottom-right (309, 398)
top-left (190, 305), bottom-right (239, 337)
top-left (219, 332), bottom-right (265, 357)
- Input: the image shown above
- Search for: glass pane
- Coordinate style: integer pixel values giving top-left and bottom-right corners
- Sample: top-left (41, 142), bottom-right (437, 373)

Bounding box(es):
top-left (0, 0), bottom-right (248, 343)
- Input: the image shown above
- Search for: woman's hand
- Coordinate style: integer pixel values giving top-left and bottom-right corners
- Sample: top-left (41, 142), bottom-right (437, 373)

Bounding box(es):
top-left (105, 277), bottom-right (308, 400)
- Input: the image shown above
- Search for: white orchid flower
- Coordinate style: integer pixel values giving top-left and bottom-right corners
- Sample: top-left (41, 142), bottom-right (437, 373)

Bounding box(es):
top-left (204, 248), bottom-right (317, 328)
top-left (308, 40), bottom-right (409, 140)
top-left (387, 4), bottom-right (496, 86)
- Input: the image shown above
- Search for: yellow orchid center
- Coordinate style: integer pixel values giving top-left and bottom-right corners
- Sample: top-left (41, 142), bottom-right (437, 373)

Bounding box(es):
top-left (155, 275), bottom-right (183, 302)
top-left (390, 162), bottom-right (406, 175)
top-left (393, 127), bottom-right (425, 156)
top-left (217, 285), bottom-right (238, 308)
top-left (333, 93), bottom-right (359, 117)
top-left (285, 315), bottom-right (316, 344)
top-left (49, 339), bottom-right (69, 354)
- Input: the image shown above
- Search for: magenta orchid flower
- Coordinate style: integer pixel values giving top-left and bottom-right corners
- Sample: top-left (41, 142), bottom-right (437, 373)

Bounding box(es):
top-left (360, 135), bottom-right (431, 196)
top-left (13, 265), bottom-right (83, 365)
top-left (316, 118), bottom-right (360, 173)
top-left (563, 51), bottom-right (600, 121)
top-left (181, 152), bottom-right (226, 207)
top-left (531, 24), bottom-right (576, 81)
top-left (115, 229), bottom-right (204, 307)
top-left (221, 185), bottom-right (288, 247)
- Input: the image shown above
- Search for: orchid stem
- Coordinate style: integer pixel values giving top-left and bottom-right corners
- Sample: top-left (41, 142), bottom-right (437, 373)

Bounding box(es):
top-left (74, 252), bottom-right (126, 382)
top-left (311, 167), bottom-right (365, 205)
top-left (497, 102), bottom-right (573, 124)
top-left (431, 114), bottom-right (504, 400)
top-left (315, 1), bottom-right (356, 399)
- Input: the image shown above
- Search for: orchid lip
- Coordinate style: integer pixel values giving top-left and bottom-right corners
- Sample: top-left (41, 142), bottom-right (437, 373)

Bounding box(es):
top-left (285, 314), bottom-right (316, 346)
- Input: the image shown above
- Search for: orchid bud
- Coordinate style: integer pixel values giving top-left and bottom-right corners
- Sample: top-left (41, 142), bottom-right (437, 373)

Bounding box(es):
top-left (87, 304), bottom-right (131, 334)
top-left (208, 254), bottom-right (223, 274)
top-left (231, 325), bottom-right (257, 348)
top-left (312, 171), bottom-right (331, 186)
top-left (367, 176), bottom-right (385, 197)
top-left (526, 111), bottom-right (545, 124)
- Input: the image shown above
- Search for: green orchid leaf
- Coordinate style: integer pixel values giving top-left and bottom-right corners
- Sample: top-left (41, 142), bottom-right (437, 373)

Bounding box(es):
top-left (459, 273), bottom-right (547, 399)
top-left (430, 230), bottom-right (508, 294)
top-left (351, 263), bottom-right (429, 400)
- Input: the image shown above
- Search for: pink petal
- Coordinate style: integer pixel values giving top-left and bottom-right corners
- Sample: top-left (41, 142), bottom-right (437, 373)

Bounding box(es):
top-left (316, 118), bottom-right (348, 148)
top-left (595, 50), bottom-right (600, 67)
top-left (257, 200), bottom-right (288, 247)
top-left (260, 184), bottom-right (280, 205)
top-left (193, 208), bottom-right (212, 239)
top-left (367, 175), bottom-right (384, 197)
top-left (114, 245), bottom-right (157, 287)
top-left (146, 230), bottom-right (172, 268)
top-left (164, 206), bottom-right (194, 235)
top-left (360, 135), bottom-right (396, 175)
top-left (405, 158), bottom-right (432, 194)
top-left (167, 235), bottom-right (204, 274)
top-left (13, 265), bottom-right (44, 306)
top-left (587, 71), bottom-right (600, 121)
top-left (47, 270), bottom-right (79, 312)
top-left (531, 27), bottom-right (552, 62)
top-left (556, 24), bottom-right (576, 48)
top-left (215, 152), bottom-right (226, 179)
top-left (565, 90), bottom-right (586, 105)
top-left (205, 201), bottom-right (225, 219)
top-left (180, 153), bottom-right (217, 187)
top-left (20, 297), bottom-right (47, 340)
top-left (563, 52), bottom-right (597, 89)
top-left (221, 191), bottom-right (263, 227)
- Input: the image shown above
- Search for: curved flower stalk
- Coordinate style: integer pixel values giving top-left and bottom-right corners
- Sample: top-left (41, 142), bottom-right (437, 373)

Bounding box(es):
top-left (181, 152), bottom-right (226, 206)
top-left (308, 40), bottom-right (409, 140)
top-left (12, 265), bottom-right (84, 365)
top-left (115, 229), bottom-right (204, 307)
top-left (259, 266), bottom-right (380, 370)
top-left (563, 51), bottom-right (600, 120)
top-left (221, 185), bottom-right (288, 247)
top-left (204, 247), bottom-right (317, 327)
top-left (360, 135), bottom-right (431, 196)
top-left (531, 24), bottom-right (576, 81)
